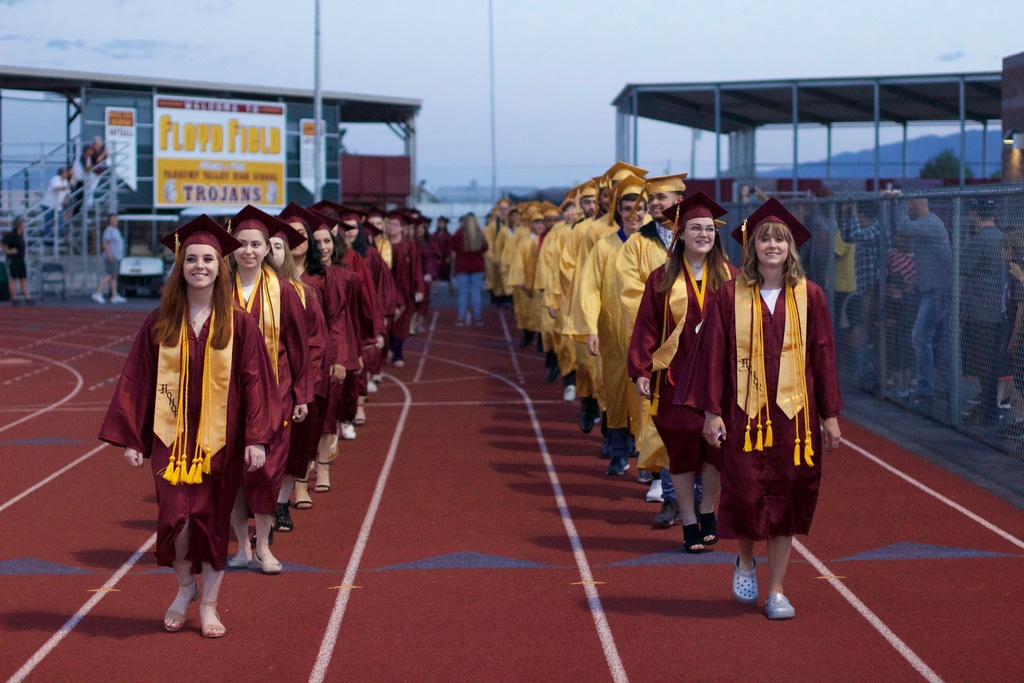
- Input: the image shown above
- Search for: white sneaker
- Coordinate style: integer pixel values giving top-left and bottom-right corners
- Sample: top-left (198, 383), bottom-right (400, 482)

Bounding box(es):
top-left (646, 479), bottom-right (664, 503)
top-left (366, 380), bottom-right (379, 394)
top-left (563, 384), bottom-right (577, 402)
top-left (91, 292), bottom-right (106, 304)
top-left (340, 422), bottom-right (357, 441)
top-left (110, 295), bottom-right (127, 304)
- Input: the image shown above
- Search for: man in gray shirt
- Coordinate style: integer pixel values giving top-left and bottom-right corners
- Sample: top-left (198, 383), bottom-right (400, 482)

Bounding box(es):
top-left (961, 199), bottom-right (1005, 424)
top-left (887, 191), bottom-right (953, 401)
top-left (92, 214), bottom-right (126, 304)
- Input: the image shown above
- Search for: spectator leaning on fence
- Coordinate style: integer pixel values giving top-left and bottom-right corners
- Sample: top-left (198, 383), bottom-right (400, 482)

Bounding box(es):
top-left (885, 190), bottom-right (953, 402)
top-left (840, 201), bottom-right (886, 390)
top-left (2, 216), bottom-right (33, 306)
top-left (961, 199), bottom-right (1005, 425)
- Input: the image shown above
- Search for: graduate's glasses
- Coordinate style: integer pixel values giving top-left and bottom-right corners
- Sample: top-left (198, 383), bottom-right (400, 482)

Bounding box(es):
top-left (685, 226), bottom-right (717, 235)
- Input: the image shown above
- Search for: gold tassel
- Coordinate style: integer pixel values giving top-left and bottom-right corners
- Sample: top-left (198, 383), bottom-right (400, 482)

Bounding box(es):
top-left (765, 420), bottom-right (773, 448)
top-left (803, 441), bottom-right (815, 467)
top-left (202, 449), bottom-right (213, 475)
top-left (650, 394), bottom-right (659, 417)
top-left (743, 424), bottom-right (753, 452)
top-left (755, 424), bottom-right (763, 451)
top-left (794, 438), bottom-right (802, 466)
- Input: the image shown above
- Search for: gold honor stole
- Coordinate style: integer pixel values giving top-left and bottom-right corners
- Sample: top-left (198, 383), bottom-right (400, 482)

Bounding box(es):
top-left (734, 279), bottom-right (815, 465)
top-left (236, 265), bottom-right (282, 385)
top-left (154, 310), bottom-right (233, 485)
top-left (649, 262), bottom-right (731, 414)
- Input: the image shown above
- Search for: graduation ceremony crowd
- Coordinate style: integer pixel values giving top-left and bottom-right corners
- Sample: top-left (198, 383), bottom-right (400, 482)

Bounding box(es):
top-left (99, 161), bottom-right (844, 638)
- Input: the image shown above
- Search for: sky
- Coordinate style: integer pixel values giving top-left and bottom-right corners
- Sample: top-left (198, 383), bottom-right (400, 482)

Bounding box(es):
top-left (2, 0), bottom-right (1023, 191)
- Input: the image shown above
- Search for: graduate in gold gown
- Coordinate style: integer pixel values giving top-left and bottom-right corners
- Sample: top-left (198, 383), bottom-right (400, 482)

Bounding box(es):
top-left (570, 173), bottom-right (649, 474)
top-left (613, 173), bottom-right (686, 501)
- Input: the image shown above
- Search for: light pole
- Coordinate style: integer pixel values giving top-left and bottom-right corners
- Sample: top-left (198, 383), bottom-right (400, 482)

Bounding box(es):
top-left (313, 0), bottom-right (323, 202)
top-left (488, 0), bottom-right (497, 202)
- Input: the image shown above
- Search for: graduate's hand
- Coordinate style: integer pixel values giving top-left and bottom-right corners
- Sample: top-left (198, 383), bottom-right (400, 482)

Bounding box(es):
top-left (821, 417), bottom-right (841, 451)
top-left (331, 364), bottom-right (346, 383)
top-left (375, 334), bottom-right (385, 350)
top-left (587, 334), bottom-right (600, 356)
top-left (293, 403), bottom-right (308, 422)
top-left (124, 447), bottom-right (144, 467)
top-left (414, 292), bottom-right (424, 303)
top-left (703, 413), bottom-right (726, 448)
top-left (424, 274), bottom-right (432, 283)
top-left (245, 444), bottom-right (266, 472)
top-left (547, 307), bottom-right (558, 319)
top-left (636, 377), bottom-right (652, 398)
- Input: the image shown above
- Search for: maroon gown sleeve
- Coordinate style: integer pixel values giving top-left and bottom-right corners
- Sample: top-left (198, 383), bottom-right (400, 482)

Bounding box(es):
top-left (627, 268), bottom-right (665, 382)
top-left (323, 266), bottom-right (354, 370)
top-left (303, 287), bottom-right (329, 398)
top-left (98, 309), bottom-right (160, 455)
top-left (410, 241), bottom-right (425, 296)
top-left (235, 310), bottom-right (282, 447)
top-left (806, 282), bottom-right (844, 418)
top-left (280, 278), bottom-right (312, 406)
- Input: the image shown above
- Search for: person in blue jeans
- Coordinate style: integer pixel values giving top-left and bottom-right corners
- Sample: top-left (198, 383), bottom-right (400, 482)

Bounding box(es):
top-left (450, 213), bottom-right (489, 326)
top-left (886, 191), bottom-right (953, 400)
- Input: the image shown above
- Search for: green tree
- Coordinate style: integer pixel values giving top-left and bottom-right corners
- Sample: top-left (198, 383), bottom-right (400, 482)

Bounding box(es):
top-left (919, 148), bottom-right (974, 179)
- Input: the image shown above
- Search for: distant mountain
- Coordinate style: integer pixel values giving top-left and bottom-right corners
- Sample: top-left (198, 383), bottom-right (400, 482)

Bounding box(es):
top-left (760, 130), bottom-right (1005, 179)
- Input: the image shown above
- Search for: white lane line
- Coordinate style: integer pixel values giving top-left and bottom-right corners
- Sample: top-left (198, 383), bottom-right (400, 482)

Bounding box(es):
top-left (0, 350), bottom-right (84, 434)
top-left (842, 437), bottom-right (1024, 550)
top-left (0, 444), bottom-right (108, 514)
top-left (6, 533), bottom-right (157, 683)
top-left (497, 310), bottom-right (526, 385)
top-left (365, 399), bottom-right (565, 408)
top-left (430, 353), bottom-right (628, 683)
top-left (412, 311), bottom-right (439, 383)
top-left (309, 373), bottom-right (413, 683)
top-left (792, 539), bottom-right (944, 683)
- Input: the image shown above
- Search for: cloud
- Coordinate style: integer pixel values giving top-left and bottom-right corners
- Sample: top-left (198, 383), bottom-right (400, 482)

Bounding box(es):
top-left (47, 38), bottom-right (86, 51)
top-left (0, 33), bottom-right (32, 43)
top-left (936, 50), bottom-right (965, 62)
top-left (92, 38), bottom-right (188, 60)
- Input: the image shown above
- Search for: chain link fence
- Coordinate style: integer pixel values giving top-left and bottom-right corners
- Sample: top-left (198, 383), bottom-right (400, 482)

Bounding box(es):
top-left (722, 183), bottom-right (1024, 456)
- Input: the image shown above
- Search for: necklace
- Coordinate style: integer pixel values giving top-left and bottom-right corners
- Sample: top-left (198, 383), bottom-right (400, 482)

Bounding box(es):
top-left (189, 306), bottom-right (212, 328)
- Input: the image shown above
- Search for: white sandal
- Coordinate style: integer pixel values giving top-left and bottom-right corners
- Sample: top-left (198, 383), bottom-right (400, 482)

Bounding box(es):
top-left (765, 592), bottom-right (795, 620)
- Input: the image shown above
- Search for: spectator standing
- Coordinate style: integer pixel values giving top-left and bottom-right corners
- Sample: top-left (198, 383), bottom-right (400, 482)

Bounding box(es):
top-left (84, 135), bottom-right (108, 210)
top-left (40, 167), bottom-right (69, 237)
top-left (961, 199), bottom-right (1005, 425)
top-left (2, 216), bottom-right (33, 305)
top-left (93, 214), bottom-right (127, 304)
top-left (1001, 232), bottom-right (1024, 437)
top-left (450, 213), bottom-right (488, 326)
top-left (888, 191), bottom-right (953, 402)
top-left (840, 202), bottom-right (886, 390)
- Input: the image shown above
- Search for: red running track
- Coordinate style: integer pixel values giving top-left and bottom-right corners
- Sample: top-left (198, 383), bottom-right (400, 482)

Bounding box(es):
top-left (0, 303), bottom-right (1022, 682)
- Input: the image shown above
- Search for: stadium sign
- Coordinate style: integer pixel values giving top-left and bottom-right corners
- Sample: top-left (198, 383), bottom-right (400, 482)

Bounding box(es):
top-left (153, 95), bottom-right (286, 209)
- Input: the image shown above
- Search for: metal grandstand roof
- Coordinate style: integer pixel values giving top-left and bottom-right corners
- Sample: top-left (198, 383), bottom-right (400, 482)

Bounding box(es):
top-left (612, 72), bottom-right (1002, 133)
top-left (0, 65), bottom-right (421, 123)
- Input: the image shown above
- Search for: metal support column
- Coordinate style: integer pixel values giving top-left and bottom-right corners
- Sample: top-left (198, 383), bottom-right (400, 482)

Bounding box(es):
top-left (826, 123), bottom-right (832, 179)
top-left (958, 77), bottom-right (966, 186)
top-left (873, 81), bottom-right (880, 190)
top-left (791, 83), bottom-right (799, 194)
top-left (714, 86), bottom-right (721, 201)
top-left (631, 89), bottom-right (639, 165)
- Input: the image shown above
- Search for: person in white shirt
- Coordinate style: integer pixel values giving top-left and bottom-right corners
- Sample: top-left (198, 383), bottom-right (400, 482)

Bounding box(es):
top-left (41, 167), bottom-right (70, 235)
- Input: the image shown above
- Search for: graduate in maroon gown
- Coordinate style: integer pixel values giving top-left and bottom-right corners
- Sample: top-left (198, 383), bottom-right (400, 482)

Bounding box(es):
top-left (278, 204), bottom-right (332, 511)
top-left (311, 225), bottom-right (364, 492)
top-left (227, 206), bottom-right (311, 575)
top-left (99, 216), bottom-right (280, 638)
top-left (337, 211), bottom-right (386, 429)
top-left (628, 193), bottom-right (737, 550)
top-left (385, 210), bottom-right (425, 366)
top-left (682, 198), bottom-right (843, 620)
top-left (361, 213), bottom-right (398, 390)
top-left (412, 218), bottom-right (442, 335)
top-left (268, 206), bottom-right (324, 534)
